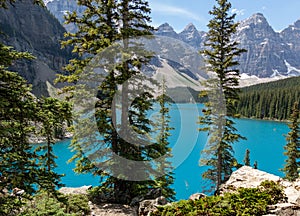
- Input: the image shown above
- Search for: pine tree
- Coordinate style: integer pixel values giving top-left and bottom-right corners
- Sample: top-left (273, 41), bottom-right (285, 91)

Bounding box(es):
top-left (35, 97), bottom-right (72, 196)
top-left (150, 80), bottom-right (175, 201)
top-left (59, 0), bottom-right (166, 204)
top-left (281, 102), bottom-right (300, 181)
top-left (199, 0), bottom-right (246, 193)
top-left (243, 149), bottom-right (250, 166)
top-left (0, 42), bottom-right (38, 189)
top-left (59, 0), bottom-right (121, 202)
top-left (0, 45), bottom-right (40, 214)
top-left (0, 2), bottom-right (64, 212)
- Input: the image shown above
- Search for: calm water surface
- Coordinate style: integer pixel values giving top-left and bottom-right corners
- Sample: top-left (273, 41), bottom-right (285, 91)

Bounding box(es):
top-left (53, 104), bottom-right (289, 200)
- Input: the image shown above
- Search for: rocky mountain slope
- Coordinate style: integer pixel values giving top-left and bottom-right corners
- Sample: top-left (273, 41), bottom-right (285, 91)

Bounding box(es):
top-left (155, 13), bottom-right (300, 78)
top-left (44, 0), bottom-right (300, 79)
top-left (0, 0), bottom-right (74, 96)
top-left (233, 13), bottom-right (300, 77)
top-left (44, 0), bottom-right (208, 92)
top-left (45, 0), bottom-right (83, 32)
top-left (154, 13), bottom-right (300, 78)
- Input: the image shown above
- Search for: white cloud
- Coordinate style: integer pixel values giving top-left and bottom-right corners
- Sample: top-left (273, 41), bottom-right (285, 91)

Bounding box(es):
top-left (151, 2), bottom-right (206, 24)
top-left (231, 8), bottom-right (245, 16)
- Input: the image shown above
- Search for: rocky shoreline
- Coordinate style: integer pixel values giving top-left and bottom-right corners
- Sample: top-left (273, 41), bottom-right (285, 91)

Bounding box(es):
top-left (59, 166), bottom-right (300, 216)
top-left (29, 132), bottom-right (73, 144)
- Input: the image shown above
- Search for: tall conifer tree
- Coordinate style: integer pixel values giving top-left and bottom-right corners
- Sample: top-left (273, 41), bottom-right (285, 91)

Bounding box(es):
top-left (282, 102), bottom-right (300, 181)
top-left (0, 2), bottom-right (67, 212)
top-left (59, 0), bottom-right (173, 204)
top-left (0, 42), bottom-right (39, 213)
top-left (150, 80), bottom-right (175, 201)
top-left (35, 97), bottom-right (72, 196)
top-left (199, 0), bottom-right (246, 193)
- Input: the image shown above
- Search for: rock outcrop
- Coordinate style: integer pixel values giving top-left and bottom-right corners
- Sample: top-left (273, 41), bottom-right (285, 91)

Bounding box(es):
top-left (58, 167), bottom-right (300, 215)
top-left (220, 166), bottom-right (300, 216)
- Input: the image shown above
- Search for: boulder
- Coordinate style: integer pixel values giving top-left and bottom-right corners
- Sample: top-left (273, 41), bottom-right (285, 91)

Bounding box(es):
top-left (189, 193), bottom-right (206, 201)
top-left (138, 196), bottom-right (168, 216)
top-left (130, 188), bottom-right (162, 206)
top-left (88, 203), bottom-right (137, 216)
top-left (59, 185), bottom-right (92, 195)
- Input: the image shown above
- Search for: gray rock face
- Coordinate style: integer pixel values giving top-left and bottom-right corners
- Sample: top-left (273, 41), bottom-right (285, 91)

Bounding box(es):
top-left (189, 192), bottom-right (206, 201)
top-left (280, 19), bottom-right (300, 76)
top-left (233, 13), bottom-right (295, 77)
top-left (156, 23), bottom-right (179, 39)
top-left (178, 23), bottom-right (205, 48)
top-left (138, 196), bottom-right (168, 216)
top-left (45, 0), bottom-right (84, 33)
top-left (0, 0), bottom-right (73, 96)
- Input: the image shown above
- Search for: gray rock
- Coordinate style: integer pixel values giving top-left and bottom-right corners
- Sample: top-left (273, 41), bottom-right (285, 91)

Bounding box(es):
top-left (268, 203), bottom-right (300, 216)
top-left (0, 0), bottom-right (73, 96)
top-left (130, 188), bottom-right (162, 206)
top-left (138, 196), bottom-right (168, 216)
top-left (189, 193), bottom-right (206, 201)
top-left (59, 185), bottom-right (92, 195)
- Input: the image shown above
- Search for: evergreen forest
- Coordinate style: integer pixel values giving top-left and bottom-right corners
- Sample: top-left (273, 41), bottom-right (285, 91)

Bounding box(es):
top-left (237, 76), bottom-right (300, 120)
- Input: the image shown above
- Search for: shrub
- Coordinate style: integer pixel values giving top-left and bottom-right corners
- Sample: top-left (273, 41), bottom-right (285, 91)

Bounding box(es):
top-left (151, 180), bottom-right (285, 216)
top-left (20, 191), bottom-right (90, 216)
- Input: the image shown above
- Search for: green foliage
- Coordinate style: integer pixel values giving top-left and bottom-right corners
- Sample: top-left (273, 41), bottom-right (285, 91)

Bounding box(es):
top-left (35, 97), bottom-right (72, 195)
top-left (0, 196), bottom-right (25, 216)
top-left (151, 181), bottom-right (285, 216)
top-left (237, 76), bottom-right (300, 120)
top-left (259, 180), bottom-right (285, 204)
top-left (0, 3), bottom-right (69, 212)
top-left (59, 0), bottom-right (174, 204)
top-left (20, 191), bottom-right (90, 216)
top-left (199, 0), bottom-right (246, 192)
top-left (0, 70), bottom-right (39, 195)
top-left (151, 79), bottom-right (176, 201)
top-left (281, 102), bottom-right (300, 181)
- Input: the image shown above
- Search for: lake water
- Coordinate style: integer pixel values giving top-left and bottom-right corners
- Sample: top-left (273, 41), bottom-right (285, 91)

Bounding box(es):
top-left (53, 103), bottom-right (289, 200)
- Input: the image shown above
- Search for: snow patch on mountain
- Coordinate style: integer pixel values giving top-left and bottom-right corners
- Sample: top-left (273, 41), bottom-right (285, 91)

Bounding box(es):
top-left (285, 60), bottom-right (300, 76)
top-left (43, 0), bottom-right (54, 5)
top-left (239, 73), bottom-right (287, 87)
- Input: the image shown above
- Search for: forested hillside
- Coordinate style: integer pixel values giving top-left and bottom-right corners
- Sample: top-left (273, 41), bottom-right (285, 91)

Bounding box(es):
top-left (237, 77), bottom-right (300, 120)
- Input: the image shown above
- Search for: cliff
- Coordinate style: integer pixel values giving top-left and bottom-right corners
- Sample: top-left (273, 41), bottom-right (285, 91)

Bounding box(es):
top-left (0, 0), bottom-right (73, 96)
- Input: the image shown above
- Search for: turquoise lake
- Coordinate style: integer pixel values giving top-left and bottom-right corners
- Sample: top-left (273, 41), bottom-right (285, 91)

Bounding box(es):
top-left (53, 103), bottom-right (289, 200)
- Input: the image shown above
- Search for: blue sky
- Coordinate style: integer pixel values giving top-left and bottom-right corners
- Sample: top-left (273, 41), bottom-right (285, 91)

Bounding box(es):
top-left (148, 0), bottom-right (300, 32)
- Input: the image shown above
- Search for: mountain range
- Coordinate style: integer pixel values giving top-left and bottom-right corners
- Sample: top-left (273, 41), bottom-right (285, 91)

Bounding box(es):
top-left (1, 0), bottom-right (300, 96)
top-left (155, 14), bottom-right (300, 78)
top-left (44, 0), bottom-right (300, 79)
